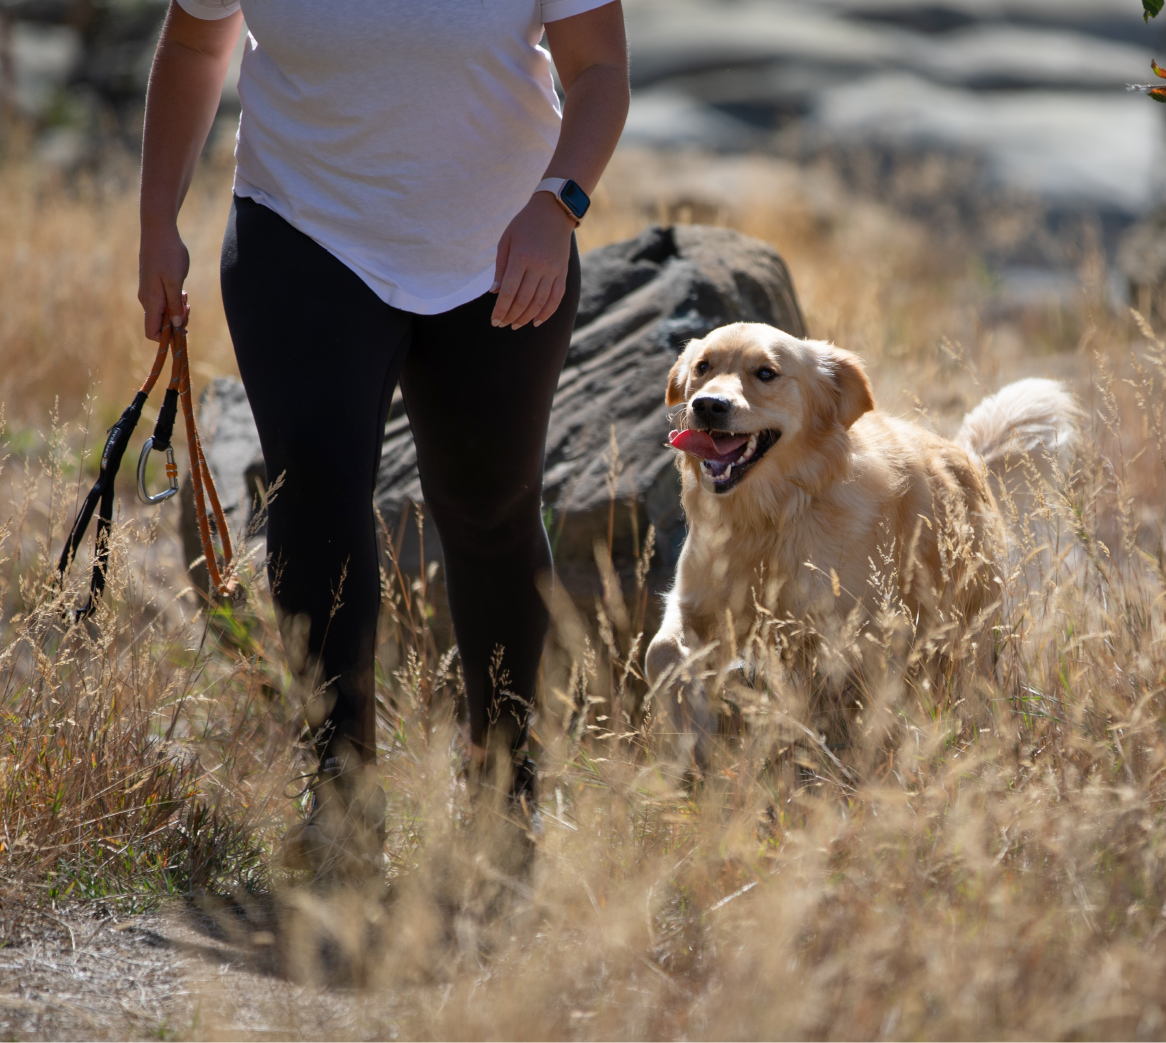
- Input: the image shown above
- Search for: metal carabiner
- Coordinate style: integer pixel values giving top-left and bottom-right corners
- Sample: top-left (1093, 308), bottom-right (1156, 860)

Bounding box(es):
top-left (137, 437), bottom-right (179, 505)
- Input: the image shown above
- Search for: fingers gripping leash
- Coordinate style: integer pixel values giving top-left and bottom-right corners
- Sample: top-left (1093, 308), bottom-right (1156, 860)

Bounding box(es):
top-left (57, 317), bottom-right (236, 619)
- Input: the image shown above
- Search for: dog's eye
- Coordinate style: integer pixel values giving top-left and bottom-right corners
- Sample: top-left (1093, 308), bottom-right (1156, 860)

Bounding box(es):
top-left (695, 360), bottom-right (709, 375)
top-left (757, 367), bottom-right (778, 381)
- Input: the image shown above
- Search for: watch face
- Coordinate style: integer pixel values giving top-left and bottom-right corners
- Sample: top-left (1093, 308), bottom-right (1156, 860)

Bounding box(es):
top-left (560, 179), bottom-right (591, 220)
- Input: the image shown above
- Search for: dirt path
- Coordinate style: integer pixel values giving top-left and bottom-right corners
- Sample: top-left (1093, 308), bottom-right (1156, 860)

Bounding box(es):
top-left (0, 899), bottom-right (406, 1041)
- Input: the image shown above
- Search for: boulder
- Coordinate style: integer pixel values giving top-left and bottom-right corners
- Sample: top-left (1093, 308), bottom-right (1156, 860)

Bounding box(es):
top-left (374, 224), bottom-right (805, 576)
top-left (180, 223), bottom-right (806, 592)
top-left (1117, 209), bottom-right (1166, 328)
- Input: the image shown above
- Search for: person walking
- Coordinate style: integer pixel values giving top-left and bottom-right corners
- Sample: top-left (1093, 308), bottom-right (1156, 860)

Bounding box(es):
top-left (138, 0), bottom-right (629, 873)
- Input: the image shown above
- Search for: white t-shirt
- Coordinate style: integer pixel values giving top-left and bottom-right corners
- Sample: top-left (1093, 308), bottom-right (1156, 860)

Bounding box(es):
top-left (177, 0), bottom-right (611, 314)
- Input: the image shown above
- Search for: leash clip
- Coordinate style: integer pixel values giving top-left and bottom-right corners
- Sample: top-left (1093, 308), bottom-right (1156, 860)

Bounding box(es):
top-left (137, 437), bottom-right (179, 504)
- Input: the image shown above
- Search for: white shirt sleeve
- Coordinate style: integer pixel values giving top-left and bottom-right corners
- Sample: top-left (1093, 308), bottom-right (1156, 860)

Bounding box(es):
top-left (175, 0), bottom-right (241, 20)
top-left (541, 0), bottom-right (618, 23)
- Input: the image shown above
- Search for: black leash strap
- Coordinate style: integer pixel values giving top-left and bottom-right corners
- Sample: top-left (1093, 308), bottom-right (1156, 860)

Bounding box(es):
top-left (57, 391), bottom-right (149, 619)
top-left (137, 387), bottom-right (180, 504)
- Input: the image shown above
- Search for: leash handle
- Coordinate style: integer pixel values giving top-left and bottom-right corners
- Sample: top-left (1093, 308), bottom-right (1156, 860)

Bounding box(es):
top-left (57, 317), bottom-right (236, 617)
top-left (164, 321), bottom-right (236, 599)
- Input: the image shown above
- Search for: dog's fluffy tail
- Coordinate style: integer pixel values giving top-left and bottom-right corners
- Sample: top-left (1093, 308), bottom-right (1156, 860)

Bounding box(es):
top-left (956, 378), bottom-right (1083, 481)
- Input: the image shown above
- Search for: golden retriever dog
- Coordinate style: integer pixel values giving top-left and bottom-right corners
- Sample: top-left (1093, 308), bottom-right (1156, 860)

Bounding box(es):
top-left (644, 322), bottom-right (1081, 765)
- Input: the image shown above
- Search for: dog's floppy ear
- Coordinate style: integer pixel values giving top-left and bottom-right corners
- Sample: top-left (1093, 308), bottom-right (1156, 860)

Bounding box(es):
top-left (824, 347), bottom-right (874, 428)
top-left (665, 344), bottom-right (694, 406)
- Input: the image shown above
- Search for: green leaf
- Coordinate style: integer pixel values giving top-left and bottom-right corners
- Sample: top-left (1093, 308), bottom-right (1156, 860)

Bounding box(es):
top-left (1145, 0), bottom-right (1164, 23)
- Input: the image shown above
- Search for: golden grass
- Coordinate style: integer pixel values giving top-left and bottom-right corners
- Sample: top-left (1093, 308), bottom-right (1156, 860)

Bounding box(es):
top-left (2, 144), bottom-right (1166, 1039)
top-left (0, 144), bottom-right (239, 433)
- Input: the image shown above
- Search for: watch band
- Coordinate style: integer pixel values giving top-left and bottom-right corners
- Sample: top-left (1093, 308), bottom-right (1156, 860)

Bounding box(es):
top-left (535, 177), bottom-right (569, 198)
top-left (534, 177), bottom-right (590, 223)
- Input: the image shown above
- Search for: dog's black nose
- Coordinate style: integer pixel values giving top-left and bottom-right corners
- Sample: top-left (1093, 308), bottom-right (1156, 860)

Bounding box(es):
top-left (690, 396), bottom-right (732, 424)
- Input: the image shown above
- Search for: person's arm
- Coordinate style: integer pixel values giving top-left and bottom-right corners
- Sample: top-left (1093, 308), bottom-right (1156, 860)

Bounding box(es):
top-left (139, 2), bottom-right (243, 340)
top-left (491, 1), bottom-right (629, 330)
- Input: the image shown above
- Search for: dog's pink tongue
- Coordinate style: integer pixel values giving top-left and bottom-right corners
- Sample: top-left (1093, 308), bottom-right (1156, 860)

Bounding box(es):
top-left (668, 429), bottom-right (750, 462)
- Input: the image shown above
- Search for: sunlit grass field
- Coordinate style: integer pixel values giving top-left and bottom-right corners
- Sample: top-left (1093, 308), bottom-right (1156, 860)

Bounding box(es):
top-left (2, 139), bottom-right (1166, 1039)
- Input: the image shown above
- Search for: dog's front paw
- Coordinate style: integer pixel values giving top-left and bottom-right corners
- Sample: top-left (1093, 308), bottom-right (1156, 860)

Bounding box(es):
top-left (672, 678), bottom-right (713, 773)
top-left (646, 634), bottom-right (713, 773)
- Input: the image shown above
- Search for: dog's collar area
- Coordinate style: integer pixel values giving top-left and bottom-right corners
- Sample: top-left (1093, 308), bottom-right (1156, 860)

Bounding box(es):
top-left (699, 429), bottom-right (781, 493)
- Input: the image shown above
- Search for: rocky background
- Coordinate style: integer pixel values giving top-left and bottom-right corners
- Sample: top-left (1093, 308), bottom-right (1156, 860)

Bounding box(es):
top-left (624, 0), bottom-right (1166, 293)
top-left (4, 0), bottom-right (1166, 291)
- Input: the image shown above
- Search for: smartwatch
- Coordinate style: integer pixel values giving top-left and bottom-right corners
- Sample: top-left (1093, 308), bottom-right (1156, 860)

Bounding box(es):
top-left (534, 177), bottom-right (590, 223)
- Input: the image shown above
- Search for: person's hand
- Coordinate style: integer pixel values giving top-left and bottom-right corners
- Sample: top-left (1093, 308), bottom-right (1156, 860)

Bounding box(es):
top-left (139, 222), bottom-right (191, 340)
top-left (490, 192), bottom-right (576, 330)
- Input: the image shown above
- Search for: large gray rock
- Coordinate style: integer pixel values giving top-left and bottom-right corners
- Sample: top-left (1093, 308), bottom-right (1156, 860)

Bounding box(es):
top-left (375, 224), bottom-right (805, 574)
top-left (620, 0), bottom-right (1166, 221)
top-left (1117, 208), bottom-right (1166, 326)
top-left (181, 224), bottom-right (805, 591)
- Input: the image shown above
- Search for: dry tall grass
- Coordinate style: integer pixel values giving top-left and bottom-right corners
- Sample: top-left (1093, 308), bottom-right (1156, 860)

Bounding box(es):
top-left (2, 143), bottom-right (1166, 1039)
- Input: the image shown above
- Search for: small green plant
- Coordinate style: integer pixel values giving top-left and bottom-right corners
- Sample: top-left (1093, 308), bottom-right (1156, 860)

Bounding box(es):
top-left (1129, 1), bottom-right (1166, 99)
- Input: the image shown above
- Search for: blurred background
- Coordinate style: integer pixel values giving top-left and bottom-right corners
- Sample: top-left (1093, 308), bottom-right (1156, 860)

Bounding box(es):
top-left (5, 0), bottom-right (1166, 276)
top-left (3, 0), bottom-right (1166, 428)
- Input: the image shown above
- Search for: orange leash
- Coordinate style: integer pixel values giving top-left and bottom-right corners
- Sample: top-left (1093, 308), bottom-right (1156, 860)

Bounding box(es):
top-left (58, 316), bottom-right (235, 617)
top-left (151, 321), bottom-right (236, 598)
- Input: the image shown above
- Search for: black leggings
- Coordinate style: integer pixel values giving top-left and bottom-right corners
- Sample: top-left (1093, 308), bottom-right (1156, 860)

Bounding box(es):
top-left (221, 196), bottom-right (579, 764)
